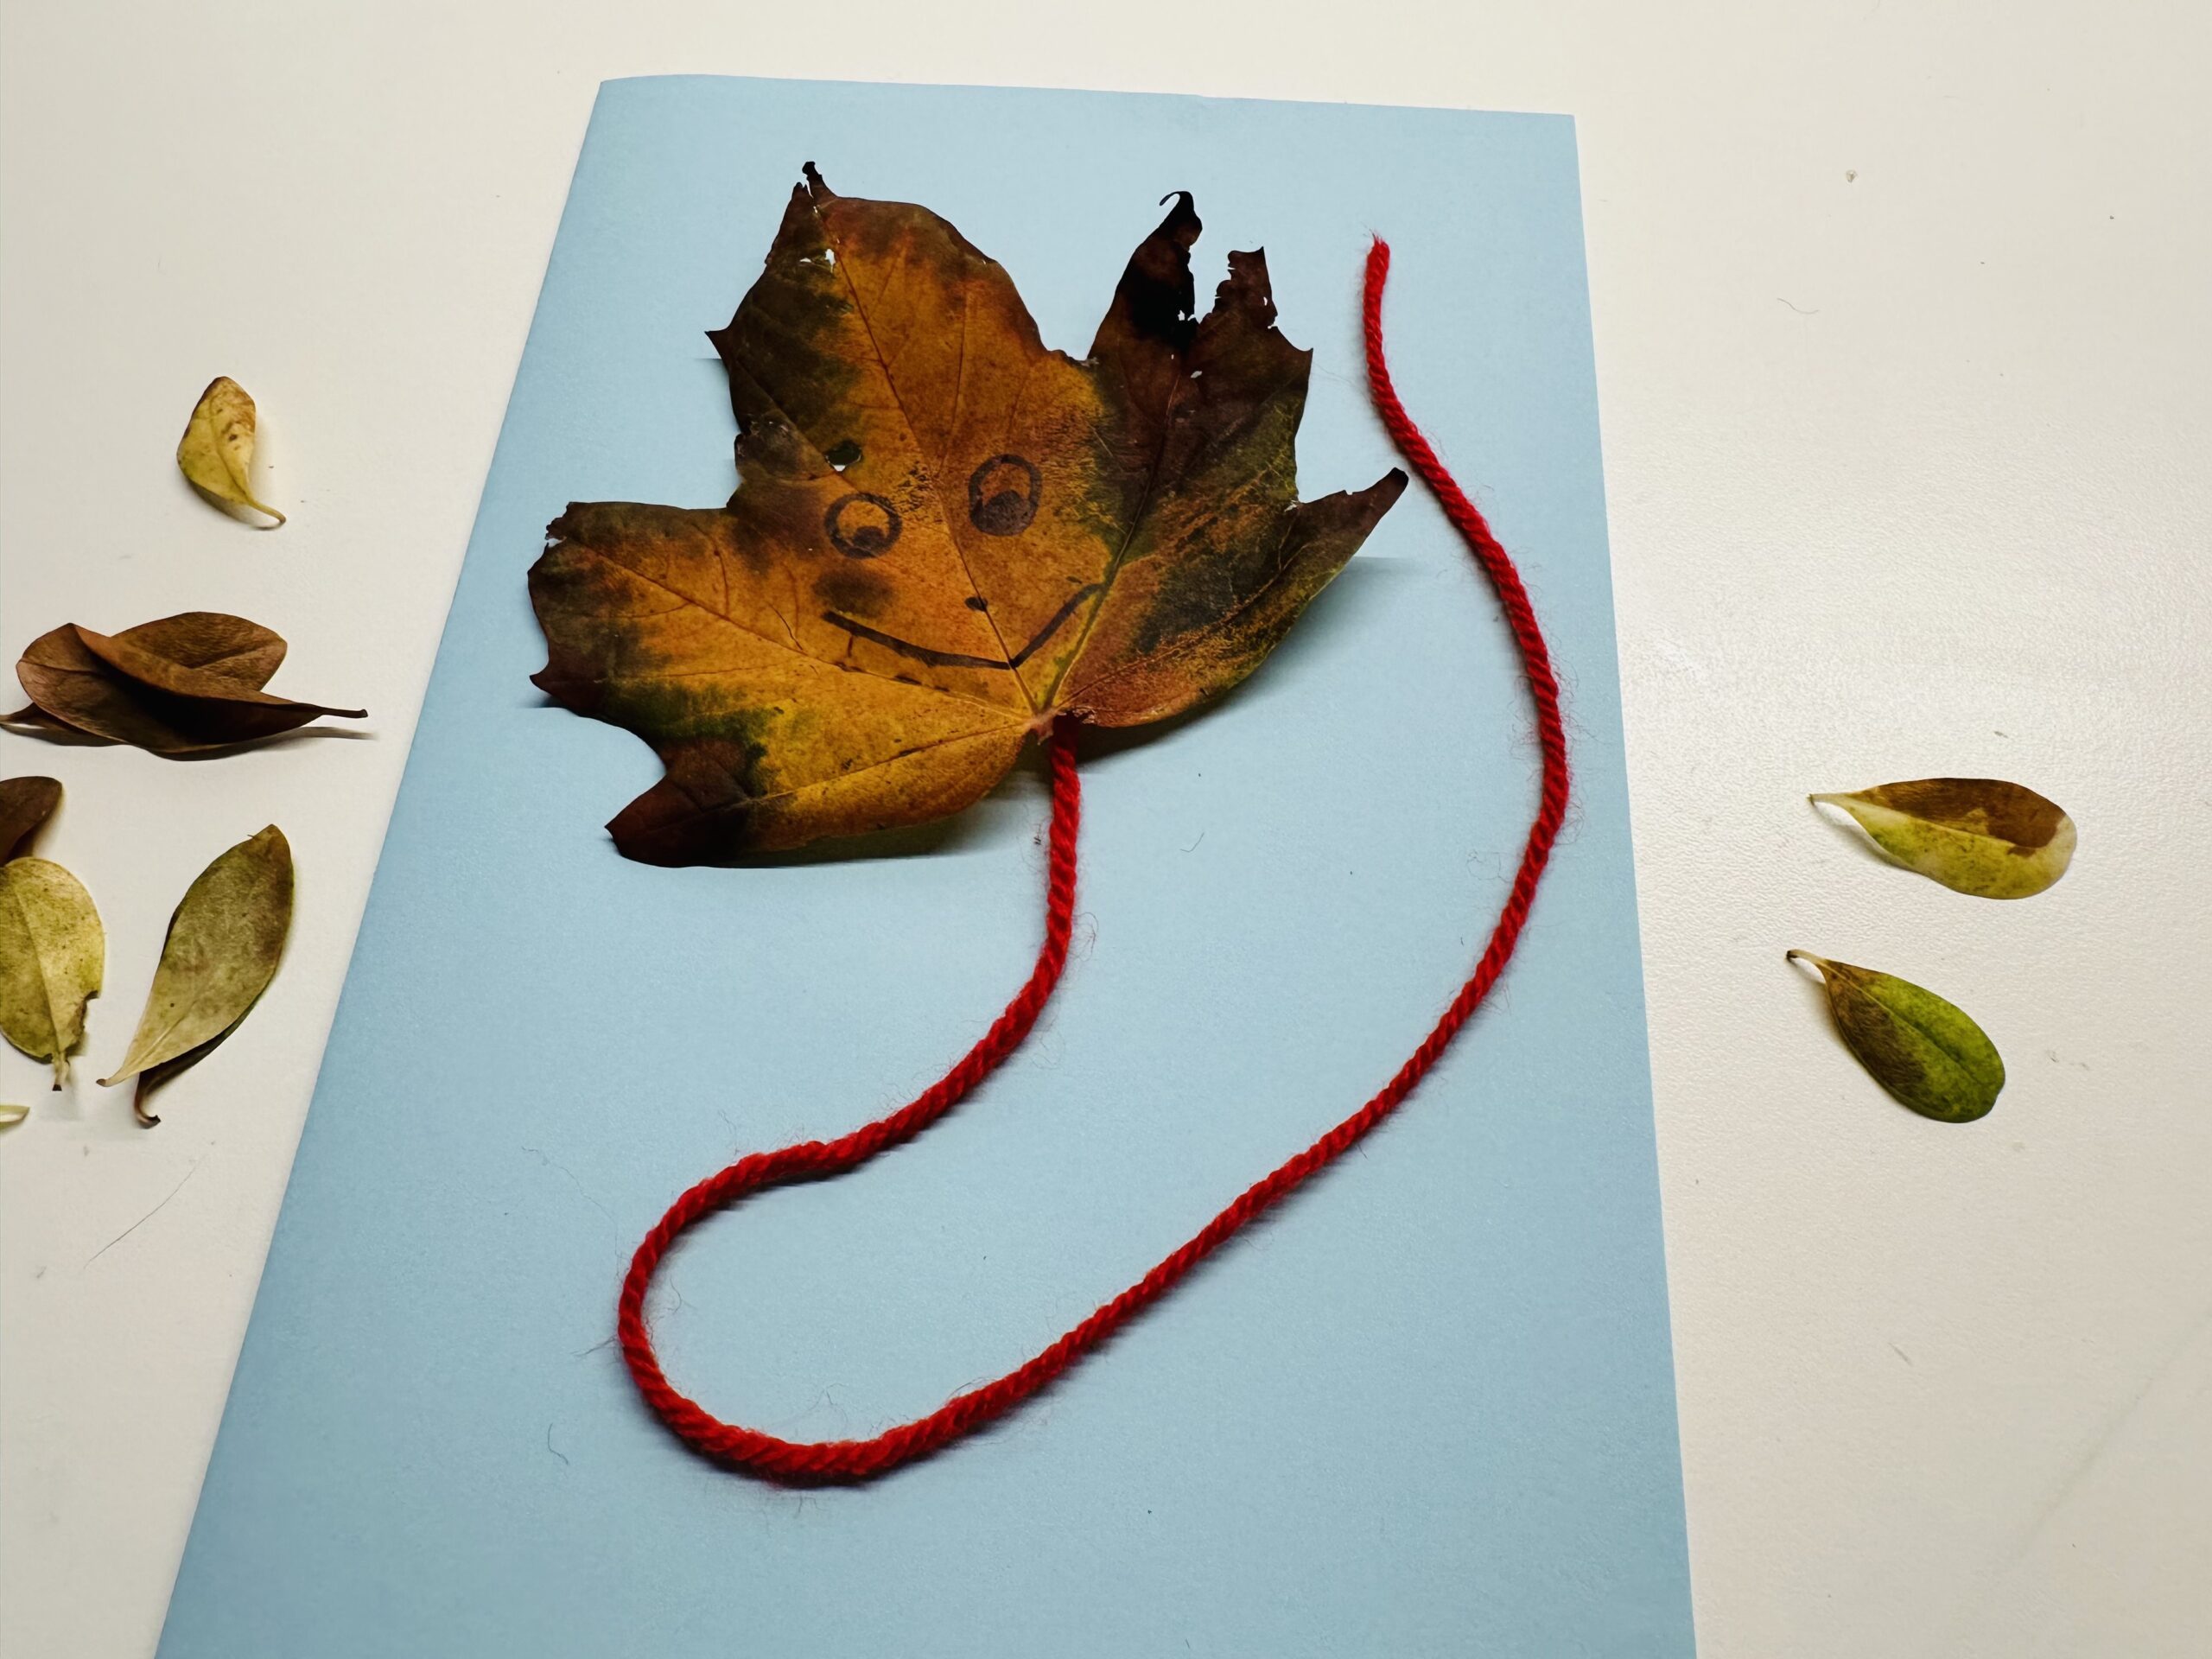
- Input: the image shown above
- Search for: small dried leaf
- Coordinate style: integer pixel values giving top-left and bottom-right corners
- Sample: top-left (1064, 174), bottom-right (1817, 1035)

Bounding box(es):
top-left (0, 856), bottom-right (105, 1087)
top-left (1788, 950), bottom-right (2005, 1122)
top-left (0, 776), bottom-right (62, 860)
top-left (1812, 778), bottom-right (2075, 899)
top-left (102, 827), bottom-right (292, 1123)
top-left (0, 1103), bottom-right (27, 1128)
top-left (178, 376), bottom-right (284, 525)
top-left (12, 613), bottom-right (362, 755)
top-left (5, 612), bottom-right (286, 729)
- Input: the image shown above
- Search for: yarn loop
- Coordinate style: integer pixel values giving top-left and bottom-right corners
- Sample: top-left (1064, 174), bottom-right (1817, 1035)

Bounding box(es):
top-left (616, 239), bottom-right (1574, 1482)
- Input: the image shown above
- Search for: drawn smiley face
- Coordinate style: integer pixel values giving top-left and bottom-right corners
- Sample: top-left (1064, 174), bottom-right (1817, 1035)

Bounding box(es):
top-left (817, 454), bottom-right (1087, 672)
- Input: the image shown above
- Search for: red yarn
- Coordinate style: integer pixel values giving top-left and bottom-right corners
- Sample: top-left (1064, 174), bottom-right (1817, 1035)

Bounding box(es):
top-left (617, 238), bottom-right (1573, 1483)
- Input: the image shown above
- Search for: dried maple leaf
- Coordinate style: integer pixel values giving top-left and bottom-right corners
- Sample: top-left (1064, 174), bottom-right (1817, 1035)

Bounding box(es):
top-left (530, 169), bottom-right (1404, 862)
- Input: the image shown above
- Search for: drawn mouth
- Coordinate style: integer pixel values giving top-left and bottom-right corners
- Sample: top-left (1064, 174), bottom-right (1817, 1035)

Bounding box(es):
top-left (822, 583), bottom-right (1101, 673)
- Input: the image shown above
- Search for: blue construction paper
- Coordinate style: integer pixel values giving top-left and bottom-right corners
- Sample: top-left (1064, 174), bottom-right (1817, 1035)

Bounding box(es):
top-left (159, 77), bottom-right (1693, 1657)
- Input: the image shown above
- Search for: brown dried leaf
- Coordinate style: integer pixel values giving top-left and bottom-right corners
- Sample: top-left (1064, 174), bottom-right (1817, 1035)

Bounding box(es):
top-left (11, 613), bottom-right (362, 755)
top-left (0, 776), bottom-right (61, 861)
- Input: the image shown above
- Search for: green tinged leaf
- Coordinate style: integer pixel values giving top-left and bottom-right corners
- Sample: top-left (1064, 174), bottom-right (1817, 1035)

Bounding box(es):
top-left (0, 776), bottom-right (62, 860)
top-left (1789, 950), bottom-right (2005, 1122)
top-left (0, 1103), bottom-right (26, 1128)
top-left (101, 826), bottom-right (293, 1124)
top-left (0, 856), bottom-right (105, 1086)
top-left (1812, 778), bottom-right (2074, 899)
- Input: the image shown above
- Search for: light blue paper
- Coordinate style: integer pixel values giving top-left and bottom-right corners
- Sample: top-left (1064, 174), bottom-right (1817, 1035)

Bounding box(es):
top-left (159, 77), bottom-right (1693, 1657)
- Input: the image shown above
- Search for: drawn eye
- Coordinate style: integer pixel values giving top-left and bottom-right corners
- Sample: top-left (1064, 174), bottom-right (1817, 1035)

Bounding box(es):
top-left (824, 492), bottom-right (901, 558)
top-left (966, 454), bottom-right (1041, 537)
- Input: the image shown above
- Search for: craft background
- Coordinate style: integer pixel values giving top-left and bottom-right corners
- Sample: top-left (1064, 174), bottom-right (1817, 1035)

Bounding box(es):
top-left (151, 77), bottom-right (1689, 1658)
top-left (11, 8), bottom-right (2202, 1658)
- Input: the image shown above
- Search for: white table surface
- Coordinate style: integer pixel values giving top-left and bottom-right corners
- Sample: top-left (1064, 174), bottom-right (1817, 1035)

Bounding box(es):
top-left (3, 4), bottom-right (2207, 1655)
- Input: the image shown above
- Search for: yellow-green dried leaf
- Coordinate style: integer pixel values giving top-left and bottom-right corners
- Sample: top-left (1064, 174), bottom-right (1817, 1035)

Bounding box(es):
top-left (101, 827), bottom-right (293, 1120)
top-left (177, 377), bottom-right (285, 526)
top-left (1812, 778), bottom-right (2074, 899)
top-left (0, 1103), bottom-right (27, 1128)
top-left (1789, 950), bottom-right (2005, 1122)
top-left (0, 856), bottom-right (105, 1086)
